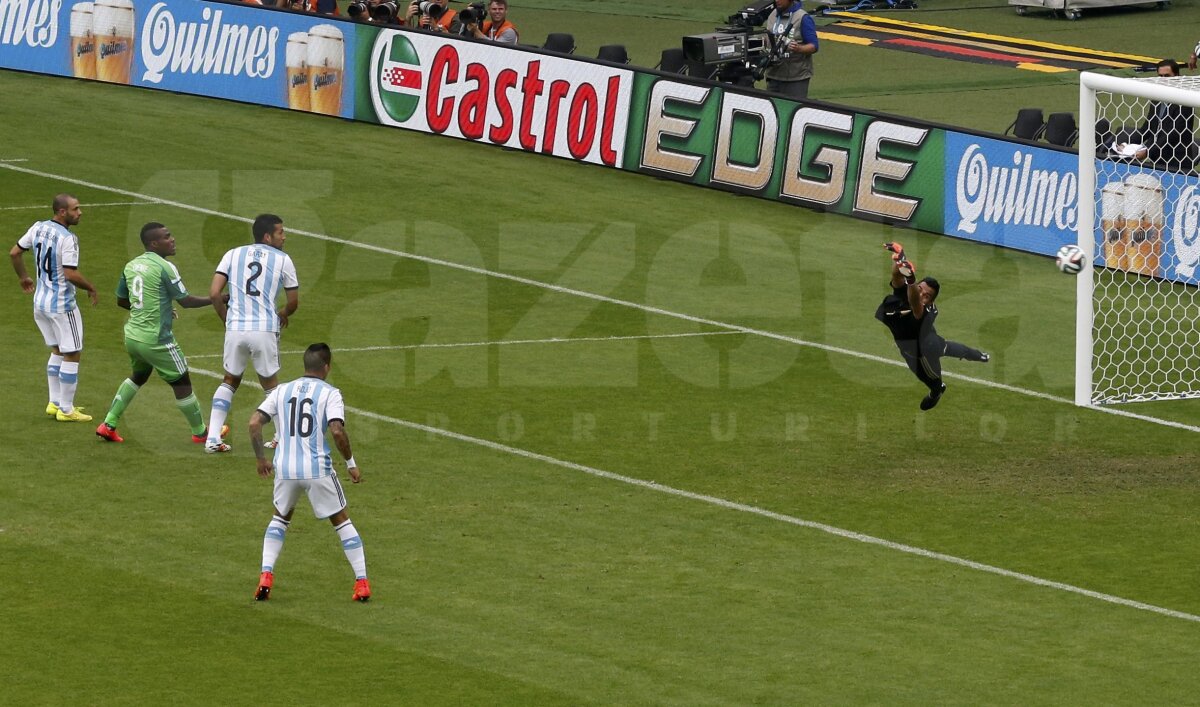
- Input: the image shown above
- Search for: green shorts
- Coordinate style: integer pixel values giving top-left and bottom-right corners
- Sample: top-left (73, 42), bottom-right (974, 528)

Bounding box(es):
top-left (125, 337), bottom-right (189, 382)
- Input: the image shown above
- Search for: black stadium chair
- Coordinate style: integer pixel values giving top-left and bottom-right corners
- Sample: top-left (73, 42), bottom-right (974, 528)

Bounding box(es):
top-left (657, 47), bottom-right (687, 74)
top-left (542, 33), bottom-right (576, 54)
top-left (1004, 108), bottom-right (1045, 141)
top-left (597, 44), bottom-right (630, 64)
top-left (1043, 112), bottom-right (1079, 147)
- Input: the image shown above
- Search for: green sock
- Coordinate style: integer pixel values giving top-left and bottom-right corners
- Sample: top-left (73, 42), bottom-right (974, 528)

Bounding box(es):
top-left (176, 393), bottom-right (206, 435)
top-left (104, 379), bottom-right (141, 427)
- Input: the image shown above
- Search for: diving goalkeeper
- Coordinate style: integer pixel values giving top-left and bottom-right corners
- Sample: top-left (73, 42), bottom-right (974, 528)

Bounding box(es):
top-left (875, 242), bottom-right (989, 410)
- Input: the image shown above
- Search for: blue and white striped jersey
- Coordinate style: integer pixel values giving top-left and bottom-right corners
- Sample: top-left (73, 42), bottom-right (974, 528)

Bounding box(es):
top-left (215, 244), bottom-right (298, 333)
top-left (17, 220), bottom-right (80, 313)
top-left (258, 376), bottom-right (345, 480)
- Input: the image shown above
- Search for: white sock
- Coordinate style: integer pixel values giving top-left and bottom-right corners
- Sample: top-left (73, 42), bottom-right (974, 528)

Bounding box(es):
top-left (261, 515), bottom-right (289, 573)
top-left (47, 353), bottom-right (63, 407)
top-left (207, 383), bottom-right (236, 443)
top-left (58, 360), bottom-right (80, 413)
top-left (335, 519), bottom-right (367, 579)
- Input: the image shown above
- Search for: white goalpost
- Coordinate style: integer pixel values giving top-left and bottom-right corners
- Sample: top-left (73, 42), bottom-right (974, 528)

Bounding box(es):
top-left (1077, 71), bottom-right (1200, 406)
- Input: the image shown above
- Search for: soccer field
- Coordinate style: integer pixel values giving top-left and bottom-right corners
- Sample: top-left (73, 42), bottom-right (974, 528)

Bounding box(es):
top-left (3, 69), bottom-right (1200, 703)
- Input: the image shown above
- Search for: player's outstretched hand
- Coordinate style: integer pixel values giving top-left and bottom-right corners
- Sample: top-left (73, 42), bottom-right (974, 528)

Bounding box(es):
top-left (884, 242), bottom-right (906, 261)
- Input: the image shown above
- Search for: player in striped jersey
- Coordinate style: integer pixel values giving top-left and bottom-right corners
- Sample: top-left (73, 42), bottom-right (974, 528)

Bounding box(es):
top-left (9, 194), bottom-right (100, 422)
top-left (205, 214), bottom-right (300, 454)
top-left (248, 343), bottom-right (370, 602)
top-left (95, 222), bottom-right (224, 444)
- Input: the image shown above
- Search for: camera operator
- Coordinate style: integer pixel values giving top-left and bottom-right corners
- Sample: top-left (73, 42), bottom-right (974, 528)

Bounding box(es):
top-left (406, 0), bottom-right (461, 32)
top-left (464, 0), bottom-right (519, 44)
top-left (762, 0), bottom-right (818, 99)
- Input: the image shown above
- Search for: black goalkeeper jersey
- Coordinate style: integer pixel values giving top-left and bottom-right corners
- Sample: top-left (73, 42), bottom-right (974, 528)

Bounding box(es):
top-left (875, 284), bottom-right (938, 342)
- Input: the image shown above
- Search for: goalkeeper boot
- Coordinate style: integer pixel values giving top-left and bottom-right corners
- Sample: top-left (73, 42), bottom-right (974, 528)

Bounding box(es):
top-left (920, 382), bottom-right (947, 411)
top-left (254, 571), bottom-right (274, 601)
top-left (46, 402), bottom-right (59, 418)
top-left (980, 352), bottom-right (990, 363)
top-left (96, 422), bottom-right (124, 443)
top-left (352, 578), bottom-right (372, 603)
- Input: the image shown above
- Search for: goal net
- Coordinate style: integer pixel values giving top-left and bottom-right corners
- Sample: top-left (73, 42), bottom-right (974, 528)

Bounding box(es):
top-left (1077, 71), bottom-right (1200, 406)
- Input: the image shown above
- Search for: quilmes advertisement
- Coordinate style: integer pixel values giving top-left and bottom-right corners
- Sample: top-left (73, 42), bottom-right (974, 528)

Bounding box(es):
top-left (1095, 162), bottom-right (1200, 286)
top-left (943, 132), bottom-right (1079, 256)
top-left (622, 73), bottom-right (945, 233)
top-left (0, 0), bottom-right (356, 117)
top-left (354, 26), bottom-right (633, 167)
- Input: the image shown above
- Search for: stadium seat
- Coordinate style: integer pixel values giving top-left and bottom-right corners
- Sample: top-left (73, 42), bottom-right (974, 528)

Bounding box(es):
top-left (542, 33), bottom-right (576, 54)
top-left (1043, 112), bottom-right (1078, 147)
top-left (1004, 108), bottom-right (1045, 141)
top-left (657, 48), bottom-right (688, 74)
top-left (597, 45), bottom-right (630, 64)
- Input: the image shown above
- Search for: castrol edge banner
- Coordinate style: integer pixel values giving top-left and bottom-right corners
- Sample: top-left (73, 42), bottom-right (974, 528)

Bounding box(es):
top-left (0, 0), bottom-right (356, 117)
top-left (359, 27), bottom-right (631, 167)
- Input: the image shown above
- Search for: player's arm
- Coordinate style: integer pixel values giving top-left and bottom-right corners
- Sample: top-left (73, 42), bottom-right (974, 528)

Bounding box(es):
top-left (115, 273), bottom-right (131, 310)
top-left (63, 267), bottom-right (100, 306)
top-left (177, 294), bottom-right (212, 309)
top-left (210, 272), bottom-right (229, 322)
top-left (278, 287), bottom-right (299, 328)
top-left (9, 244), bottom-right (34, 293)
top-left (248, 410), bottom-right (274, 478)
top-left (906, 282), bottom-right (925, 320)
top-left (329, 420), bottom-right (361, 483)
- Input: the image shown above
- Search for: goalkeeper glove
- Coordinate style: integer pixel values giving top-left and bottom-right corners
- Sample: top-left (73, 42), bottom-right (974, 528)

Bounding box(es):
top-left (897, 259), bottom-right (916, 284)
top-left (884, 242), bottom-right (906, 262)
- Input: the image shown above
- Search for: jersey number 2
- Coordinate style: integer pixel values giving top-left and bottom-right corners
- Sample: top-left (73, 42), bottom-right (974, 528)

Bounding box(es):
top-left (246, 261), bottom-right (263, 296)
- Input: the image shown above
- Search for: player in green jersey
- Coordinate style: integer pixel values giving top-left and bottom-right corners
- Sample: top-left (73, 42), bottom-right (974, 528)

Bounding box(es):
top-left (96, 223), bottom-right (225, 444)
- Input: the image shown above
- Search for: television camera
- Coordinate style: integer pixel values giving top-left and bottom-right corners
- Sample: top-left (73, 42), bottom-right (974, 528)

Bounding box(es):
top-left (681, 0), bottom-right (791, 86)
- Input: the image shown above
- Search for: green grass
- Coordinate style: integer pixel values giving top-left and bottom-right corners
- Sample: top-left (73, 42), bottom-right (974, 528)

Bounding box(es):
top-left (4, 18), bottom-right (1200, 702)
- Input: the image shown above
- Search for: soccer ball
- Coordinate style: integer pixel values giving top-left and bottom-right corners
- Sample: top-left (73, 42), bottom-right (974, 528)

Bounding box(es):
top-left (1055, 244), bottom-right (1085, 274)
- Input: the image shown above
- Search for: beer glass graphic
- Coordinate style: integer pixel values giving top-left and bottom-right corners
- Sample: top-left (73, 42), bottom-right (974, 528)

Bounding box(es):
top-left (1100, 181), bottom-right (1126, 271)
top-left (70, 2), bottom-right (96, 80)
top-left (306, 25), bottom-right (343, 117)
top-left (286, 32), bottom-right (310, 112)
top-left (93, 0), bottom-right (134, 84)
top-left (1123, 173), bottom-right (1165, 278)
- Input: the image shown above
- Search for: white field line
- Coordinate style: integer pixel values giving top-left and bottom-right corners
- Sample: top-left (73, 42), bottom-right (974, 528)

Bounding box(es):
top-left (4, 161), bottom-right (1196, 433)
top-left (0, 200), bottom-right (156, 211)
top-left (190, 363), bottom-right (1200, 624)
top-left (187, 331), bottom-right (742, 359)
top-left (0, 158), bottom-right (28, 163)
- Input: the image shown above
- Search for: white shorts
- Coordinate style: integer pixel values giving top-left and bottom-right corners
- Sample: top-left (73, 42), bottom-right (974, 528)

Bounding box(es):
top-left (34, 308), bottom-right (83, 354)
top-left (273, 474), bottom-right (347, 519)
top-left (223, 330), bottom-right (280, 378)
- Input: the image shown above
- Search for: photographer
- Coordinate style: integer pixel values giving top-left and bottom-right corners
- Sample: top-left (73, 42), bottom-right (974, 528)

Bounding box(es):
top-left (762, 0), bottom-right (818, 99)
top-left (464, 0), bottom-right (519, 44)
top-left (406, 0), bottom-right (460, 32)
